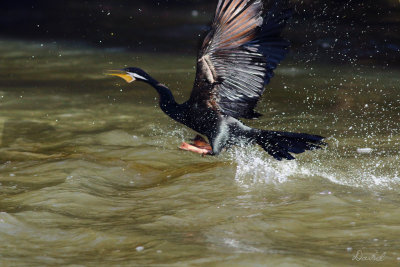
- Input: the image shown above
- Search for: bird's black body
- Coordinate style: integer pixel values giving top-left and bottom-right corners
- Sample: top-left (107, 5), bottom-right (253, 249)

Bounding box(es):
top-left (111, 0), bottom-right (326, 160)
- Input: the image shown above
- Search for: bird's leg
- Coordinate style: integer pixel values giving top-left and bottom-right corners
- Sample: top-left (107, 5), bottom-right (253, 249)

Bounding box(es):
top-left (179, 135), bottom-right (212, 155)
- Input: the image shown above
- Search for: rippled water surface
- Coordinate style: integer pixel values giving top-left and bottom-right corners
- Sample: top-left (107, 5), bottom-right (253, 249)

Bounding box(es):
top-left (0, 39), bottom-right (399, 266)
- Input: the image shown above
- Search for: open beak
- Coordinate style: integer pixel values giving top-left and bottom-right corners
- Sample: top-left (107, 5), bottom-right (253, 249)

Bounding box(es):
top-left (106, 70), bottom-right (135, 83)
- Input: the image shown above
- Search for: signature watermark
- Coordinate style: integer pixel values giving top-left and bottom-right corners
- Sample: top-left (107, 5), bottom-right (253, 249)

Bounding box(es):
top-left (352, 249), bottom-right (386, 262)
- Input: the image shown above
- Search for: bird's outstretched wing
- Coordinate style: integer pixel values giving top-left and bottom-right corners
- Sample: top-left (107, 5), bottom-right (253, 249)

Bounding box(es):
top-left (188, 0), bottom-right (292, 119)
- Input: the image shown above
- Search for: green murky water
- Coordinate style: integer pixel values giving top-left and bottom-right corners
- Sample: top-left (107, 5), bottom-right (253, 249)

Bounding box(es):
top-left (0, 39), bottom-right (399, 266)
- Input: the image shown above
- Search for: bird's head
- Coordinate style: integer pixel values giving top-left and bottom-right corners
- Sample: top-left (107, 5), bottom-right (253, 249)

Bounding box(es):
top-left (107, 67), bottom-right (149, 83)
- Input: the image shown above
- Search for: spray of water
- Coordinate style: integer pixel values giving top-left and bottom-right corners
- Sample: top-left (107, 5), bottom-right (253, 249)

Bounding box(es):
top-left (229, 143), bottom-right (399, 191)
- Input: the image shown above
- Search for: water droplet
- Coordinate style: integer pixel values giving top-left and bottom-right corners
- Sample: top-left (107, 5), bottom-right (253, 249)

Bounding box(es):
top-left (191, 10), bottom-right (199, 17)
top-left (357, 148), bottom-right (373, 154)
top-left (319, 190), bottom-right (332, 195)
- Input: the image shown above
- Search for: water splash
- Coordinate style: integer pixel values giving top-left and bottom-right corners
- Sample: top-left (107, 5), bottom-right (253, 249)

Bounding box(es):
top-left (229, 145), bottom-right (400, 191)
top-left (229, 147), bottom-right (300, 187)
top-left (147, 126), bottom-right (399, 191)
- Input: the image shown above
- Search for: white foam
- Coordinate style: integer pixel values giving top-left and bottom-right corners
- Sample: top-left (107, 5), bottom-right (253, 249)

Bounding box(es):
top-left (357, 148), bottom-right (373, 154)
top-left (230, 147), bottom-right (400, 191)
top-left (230, 147), bottom-right (300, 187)
top-left (135, 246), bottom-right (144, 252)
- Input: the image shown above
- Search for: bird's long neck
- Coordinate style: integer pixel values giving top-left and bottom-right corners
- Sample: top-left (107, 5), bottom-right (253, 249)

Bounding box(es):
top-left (144, 76), bottom-right (181, 119)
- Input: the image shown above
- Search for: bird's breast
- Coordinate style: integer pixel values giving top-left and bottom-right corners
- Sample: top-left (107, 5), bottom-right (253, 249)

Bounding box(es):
top-left (176, 106), bottom-right (220, 136)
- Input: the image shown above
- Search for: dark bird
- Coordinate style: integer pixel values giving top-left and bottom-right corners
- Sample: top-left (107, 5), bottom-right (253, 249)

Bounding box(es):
top-left (108, 0), bottom-right (326, 160)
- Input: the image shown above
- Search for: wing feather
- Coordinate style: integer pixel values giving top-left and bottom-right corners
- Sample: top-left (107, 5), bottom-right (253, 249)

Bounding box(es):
top-left (189, 0), bottom-right (292, 119)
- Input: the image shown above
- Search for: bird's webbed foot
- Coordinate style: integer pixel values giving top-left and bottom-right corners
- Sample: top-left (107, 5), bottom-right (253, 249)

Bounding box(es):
top-left (179, 135), bottom-right (213, 156)
top-left (179, 142), bottom-right (213, 155)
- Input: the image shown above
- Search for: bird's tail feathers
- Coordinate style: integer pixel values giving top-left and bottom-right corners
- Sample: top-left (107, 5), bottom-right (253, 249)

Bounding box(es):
top-left (255, 130), bottom-right (326, 160)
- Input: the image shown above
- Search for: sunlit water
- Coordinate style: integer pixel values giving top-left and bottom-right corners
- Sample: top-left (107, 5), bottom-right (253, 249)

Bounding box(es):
top-left (0, 39), bottom-right (399, 266)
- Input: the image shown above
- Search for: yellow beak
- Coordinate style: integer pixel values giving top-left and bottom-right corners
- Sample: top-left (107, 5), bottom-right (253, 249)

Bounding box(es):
top-left (106, 70), bottom-right (135, 83)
